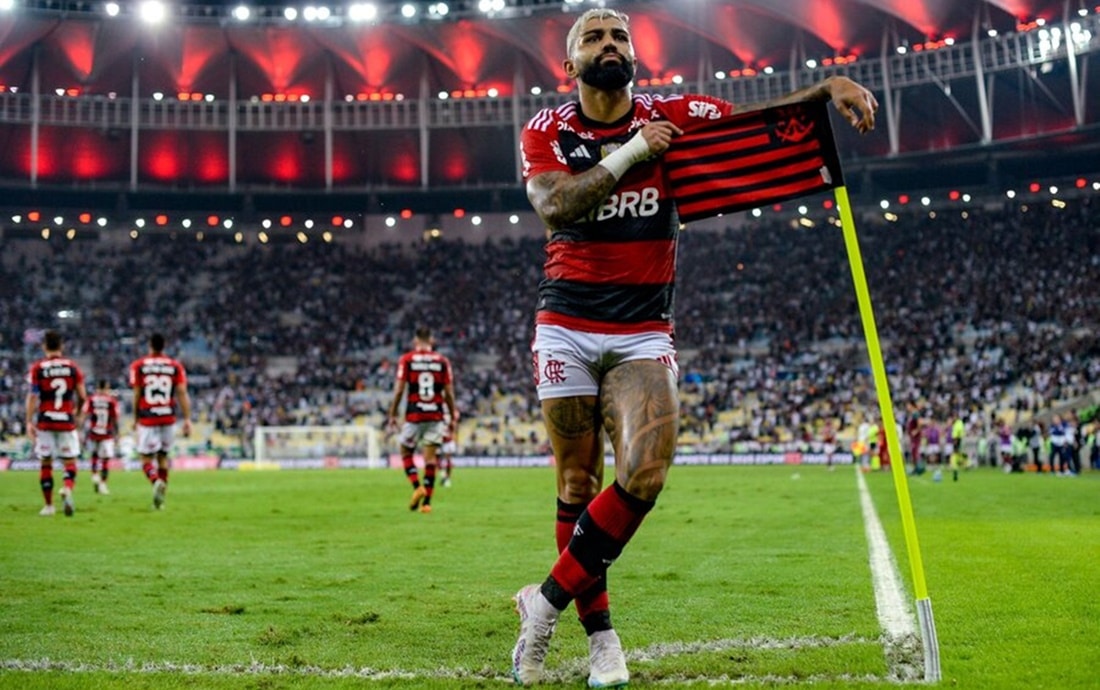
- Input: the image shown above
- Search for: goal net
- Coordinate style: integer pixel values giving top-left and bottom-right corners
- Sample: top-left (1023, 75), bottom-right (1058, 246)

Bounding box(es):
top-left (252, 424), bottom-right (383, 469)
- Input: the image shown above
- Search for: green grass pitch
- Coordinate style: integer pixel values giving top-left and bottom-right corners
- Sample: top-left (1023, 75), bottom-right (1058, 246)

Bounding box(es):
top-left (0, 464), bottom-right (1096, 689)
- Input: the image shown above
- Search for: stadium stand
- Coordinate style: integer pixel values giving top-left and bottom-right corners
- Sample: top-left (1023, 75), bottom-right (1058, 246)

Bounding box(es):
top-left (2, 196), bottom-right (1097, 461)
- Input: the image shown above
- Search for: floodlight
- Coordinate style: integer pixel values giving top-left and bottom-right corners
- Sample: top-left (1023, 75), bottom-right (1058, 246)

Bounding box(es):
top-left (232, 4), bottom-right (250, 21)
top-left (348, 2), bottom-right (377, 21)
top-left (104, 2), bottom-right (120, 17)
top-left (139, 0), bottom-right (167, 24)
top-left (400, 3), bottom-right (416, 18)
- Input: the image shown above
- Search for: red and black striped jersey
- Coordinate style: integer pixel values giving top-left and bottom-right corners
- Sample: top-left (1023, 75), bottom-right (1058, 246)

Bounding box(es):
top-left (129, 355), bottom-right (187, 427)
top-left (521, 93), bottom-right (736, 334)
top-left (84, 392), bottom-right (120, 440)
top-left (27, 356), bottom-right (85, 431)
top-left (396, 349), bottom-right (453, 423)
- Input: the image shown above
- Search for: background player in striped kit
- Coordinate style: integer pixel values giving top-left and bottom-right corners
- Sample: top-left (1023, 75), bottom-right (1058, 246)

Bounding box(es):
top-left (386, 326), bottom-right (459, 514)
top-left (129, 333), bottom-right (192, 510)
top-left (84, 379), bottom-right (120, 495)
top-left (25, 330), bottom-right (87, 516)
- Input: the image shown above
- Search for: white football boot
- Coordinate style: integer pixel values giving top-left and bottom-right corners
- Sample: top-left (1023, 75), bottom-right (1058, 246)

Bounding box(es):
top-left (511, 584), bottom-right (561, 685)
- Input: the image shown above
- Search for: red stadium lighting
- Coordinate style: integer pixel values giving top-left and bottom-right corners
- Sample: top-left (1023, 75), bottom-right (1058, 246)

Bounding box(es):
top-left (1029, 182), bottom-right (1041, 193)
top-left (948, 190), bottom-right (960, 200)
top-left (898, 194), bottom-right (910, 204)
top-left (28, 211), bottom-right (41, 222)
top-left (155, 214), bottom-right (168, 226)
top-left (78, 212), bottom-right (92, 224)
top-left (279, 215), bottom-right (292, 227)
top-left (453, 208), bottom-right (465, 218)
top-left (206, 215), bottom-right (219, 227)
top-left (822, 199), bottom-right (834, 209)
top-left (1076, 178), bottom-right (1087, 188)
top-left (400, 209), bottom-right (413, 219)
top-left (331, 215), bottom-right (343, 226)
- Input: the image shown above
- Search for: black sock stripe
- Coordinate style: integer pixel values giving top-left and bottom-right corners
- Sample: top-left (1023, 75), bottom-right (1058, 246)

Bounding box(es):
top-left (571, 512), bottom-right (624, 575)
top-left (612, 481), bottom-right (656, 514)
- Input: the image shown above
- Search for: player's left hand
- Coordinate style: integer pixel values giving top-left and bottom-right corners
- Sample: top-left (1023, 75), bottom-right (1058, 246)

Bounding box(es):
top-left (825, 76), bottom-right (878, 134)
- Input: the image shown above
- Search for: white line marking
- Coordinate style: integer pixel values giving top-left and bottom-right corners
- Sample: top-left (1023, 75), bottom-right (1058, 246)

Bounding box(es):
top-left (3, 635), bottom-right (888, 684)
top-left (855, 466), bottom-right (924, 681)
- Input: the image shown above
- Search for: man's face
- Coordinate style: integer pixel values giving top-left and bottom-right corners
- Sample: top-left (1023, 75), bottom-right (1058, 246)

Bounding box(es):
top-left (566, 17), bottom-right (636, 90)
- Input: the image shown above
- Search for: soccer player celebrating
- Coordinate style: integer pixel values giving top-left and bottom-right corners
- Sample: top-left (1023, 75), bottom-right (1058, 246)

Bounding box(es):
top-left (129, 333), bottom-right (192, 510)
top-left (512, 8), bottom-right (877, 687)
top-left (84, 379), bottom-right (120, 494)
top-left (25, 330), bottom-right (87, 517)
top-left (386, 326), bottom-right (458, 514)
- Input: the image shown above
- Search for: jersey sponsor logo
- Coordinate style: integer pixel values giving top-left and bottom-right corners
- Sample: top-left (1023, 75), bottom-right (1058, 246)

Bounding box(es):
top-left (687, 100), bottom-right (723, 120)
top-left (586, 186), bottom-right (661, 222)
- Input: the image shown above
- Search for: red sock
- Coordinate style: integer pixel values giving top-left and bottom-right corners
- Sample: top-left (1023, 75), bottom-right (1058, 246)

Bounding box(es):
top-left (40, 467), bottom-right (54, 505)
top-left (402, 453), bottom-right (420, 487)
top-left (557, 499), bottom-right (609, 626)
top-left (142, 461), bottom-right (157, 483)
top-left (546, 483), bottom-right (653, 607)
top-left (63, 461), bottom-right (77, 491)
top-left (547, 484), bottom-right (655, 607)
top-left (157, 467), bottom-right (168, 483)
top-left (422, 465), bottom-right (436, 504)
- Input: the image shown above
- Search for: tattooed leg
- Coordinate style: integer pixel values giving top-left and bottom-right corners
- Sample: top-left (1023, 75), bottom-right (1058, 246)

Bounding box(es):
top-left (542, 396), bottom-right (604, 502)
top-left (600, 360), bottom-right (679, 501)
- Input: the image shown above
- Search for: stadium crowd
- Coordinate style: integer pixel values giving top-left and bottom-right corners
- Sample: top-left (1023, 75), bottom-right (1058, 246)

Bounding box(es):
top-left (1, 197), bottom-right (1097, 463)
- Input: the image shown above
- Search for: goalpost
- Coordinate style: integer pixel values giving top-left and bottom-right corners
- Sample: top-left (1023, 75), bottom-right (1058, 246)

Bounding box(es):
top-left (252, 424), bottom-right (384, 469)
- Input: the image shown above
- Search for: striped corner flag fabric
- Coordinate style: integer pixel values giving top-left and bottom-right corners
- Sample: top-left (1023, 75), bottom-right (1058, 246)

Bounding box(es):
top-left (666, 99), bottom-right (845, 222)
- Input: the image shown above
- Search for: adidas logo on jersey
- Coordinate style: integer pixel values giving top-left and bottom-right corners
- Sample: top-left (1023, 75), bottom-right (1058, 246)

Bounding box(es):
top-left (568, 145), bottom-right (592, 159)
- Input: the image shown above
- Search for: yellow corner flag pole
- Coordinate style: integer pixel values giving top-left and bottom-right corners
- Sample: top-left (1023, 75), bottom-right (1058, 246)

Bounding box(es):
top-left (834, 185), bottom-right (941, 681)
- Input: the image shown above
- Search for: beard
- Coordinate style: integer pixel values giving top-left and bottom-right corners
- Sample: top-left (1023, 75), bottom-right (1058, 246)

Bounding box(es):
top-left (578, 55), bottom-right (635, 90)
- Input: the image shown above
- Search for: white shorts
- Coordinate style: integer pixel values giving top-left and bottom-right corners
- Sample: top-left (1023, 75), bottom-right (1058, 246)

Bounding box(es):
top-left (136, 425), bottom-right (176, 456)
top-left (441, 440), bottom-right (458, 455)
top-left (398, 421), bottom-right (446, 450)
top-left (531, 325), bottom-right (678, 400)
top-left (35, 430), bottom-right (81, 460)
top-left (87, 438), bottom-right (117, 459)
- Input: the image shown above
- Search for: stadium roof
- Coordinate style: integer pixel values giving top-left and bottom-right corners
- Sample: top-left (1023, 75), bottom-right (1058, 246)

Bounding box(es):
top-left (0, 0), bottom-right (1096, 214)
top-left (0, 0), bottom-right (1077, 98)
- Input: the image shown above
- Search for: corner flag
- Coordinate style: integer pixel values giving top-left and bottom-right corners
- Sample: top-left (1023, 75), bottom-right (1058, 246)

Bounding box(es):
top-left (667, 100), bottom-right (941, 682)
top-left (666, 100), bottom-right (843, 221)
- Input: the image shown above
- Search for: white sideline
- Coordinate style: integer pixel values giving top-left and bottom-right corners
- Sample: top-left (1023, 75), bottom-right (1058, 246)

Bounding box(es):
top-left (855, 466), bottom-right (924, 681)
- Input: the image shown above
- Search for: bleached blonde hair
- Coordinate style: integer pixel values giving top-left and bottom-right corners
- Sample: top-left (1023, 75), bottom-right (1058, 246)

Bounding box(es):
top-left (565, 8), bottom-right (631, 57)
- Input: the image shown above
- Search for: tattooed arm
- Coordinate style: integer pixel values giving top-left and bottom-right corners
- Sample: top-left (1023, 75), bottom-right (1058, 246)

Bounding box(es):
top-left (526, 120), bottom-right (683, 229)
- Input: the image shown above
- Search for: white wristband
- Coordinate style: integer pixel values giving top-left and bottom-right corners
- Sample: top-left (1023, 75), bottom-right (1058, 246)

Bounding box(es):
top-left (596, 130), bottom-right (651, 181)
